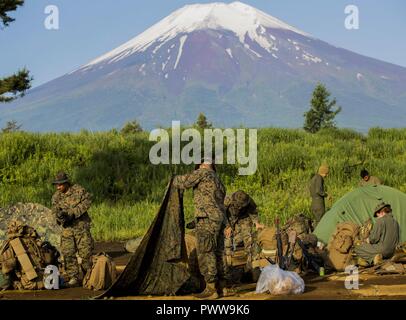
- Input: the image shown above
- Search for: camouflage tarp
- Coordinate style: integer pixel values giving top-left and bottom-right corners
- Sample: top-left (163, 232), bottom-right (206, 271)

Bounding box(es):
top-left (99, 179), bottom-right (190, 297)
top-left (0, 203), bottom-right (61, 252)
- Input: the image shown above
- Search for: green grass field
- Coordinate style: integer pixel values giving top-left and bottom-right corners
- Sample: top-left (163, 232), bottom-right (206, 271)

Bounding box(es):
top-left (1, 127), bottom-right (406, 241)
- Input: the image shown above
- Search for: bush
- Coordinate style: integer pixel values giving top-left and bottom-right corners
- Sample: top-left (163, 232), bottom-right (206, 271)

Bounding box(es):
top-left (1, 128), bottom-right (406, 240)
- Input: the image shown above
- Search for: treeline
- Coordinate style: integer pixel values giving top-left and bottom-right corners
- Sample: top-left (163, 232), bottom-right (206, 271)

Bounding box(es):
top-left (1, 127), bottom-right (406, 240)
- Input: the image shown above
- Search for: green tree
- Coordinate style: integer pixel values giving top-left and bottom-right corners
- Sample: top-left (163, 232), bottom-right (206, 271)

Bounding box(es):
top-left (304, 83), bottom-right (342, 133)
top-left (120, 119), bottom-right (143, 135)
top-left (0, 0), bottom-right (32, 103)
top-left (195, 112), bottom-right (212, 129)
top-left (2, 120), bottom-right (22, 133)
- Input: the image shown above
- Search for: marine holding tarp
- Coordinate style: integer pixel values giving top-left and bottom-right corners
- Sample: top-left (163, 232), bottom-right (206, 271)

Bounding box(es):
top-left (172, 157), bottom-right (229, 299)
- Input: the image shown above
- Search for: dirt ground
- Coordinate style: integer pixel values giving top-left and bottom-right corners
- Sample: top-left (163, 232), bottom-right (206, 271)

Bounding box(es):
top-left (1, 242), bottom-right (406, 300)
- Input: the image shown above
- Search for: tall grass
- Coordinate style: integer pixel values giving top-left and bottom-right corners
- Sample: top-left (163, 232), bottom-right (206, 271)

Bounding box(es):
top-left (1, 127), bottom-right (406, 241)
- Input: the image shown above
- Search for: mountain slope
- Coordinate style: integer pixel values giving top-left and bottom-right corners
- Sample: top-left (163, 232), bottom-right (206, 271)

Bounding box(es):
top-left (2, 1), bottom-right (406, 132)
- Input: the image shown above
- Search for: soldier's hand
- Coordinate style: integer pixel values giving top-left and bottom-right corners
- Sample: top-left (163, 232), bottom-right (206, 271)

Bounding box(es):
top-left (224, 226), bottom-right (232, 238)
top-left (255, 222), bottom-right (264, 230)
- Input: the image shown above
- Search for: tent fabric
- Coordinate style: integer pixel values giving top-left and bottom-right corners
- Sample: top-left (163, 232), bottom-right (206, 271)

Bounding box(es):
top-left (98, 179), bottom-right (190, 297)
top-left (314, 185), bottom-right (406, 244)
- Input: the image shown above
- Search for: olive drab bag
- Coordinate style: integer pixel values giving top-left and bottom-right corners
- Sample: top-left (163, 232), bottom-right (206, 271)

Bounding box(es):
top-left (327, 222), bottom-right (360, 271)
top-left (83, 253), bottom-right (117, 291)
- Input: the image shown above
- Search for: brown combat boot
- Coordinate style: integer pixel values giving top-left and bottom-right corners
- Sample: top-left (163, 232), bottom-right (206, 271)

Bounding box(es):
top-left (218, 279), bottom-right (237, 297)
top-left (357, 257), bottom-right (370, 268)
top-left (194, 282), bottom-right (219, 300)
top-left (373, 254), bottom-right (383, 266)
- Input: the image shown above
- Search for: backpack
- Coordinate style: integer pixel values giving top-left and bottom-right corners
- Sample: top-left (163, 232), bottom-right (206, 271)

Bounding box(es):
top-left (284, 214), bottom-right (313, 236)
top-left (0, 222), bottom-right (47, 290)
top-left (83, 253), bottom-right (116, 291)
top-left (327, 222), bottom-right (359, 271)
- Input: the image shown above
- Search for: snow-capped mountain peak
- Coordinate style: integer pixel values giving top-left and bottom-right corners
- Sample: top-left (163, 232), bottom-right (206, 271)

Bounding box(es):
top-left (79, 1), bottom-right (309, 70)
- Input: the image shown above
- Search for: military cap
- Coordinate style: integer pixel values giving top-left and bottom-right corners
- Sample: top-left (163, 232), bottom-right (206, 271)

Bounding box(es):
top-left (231, 190), bottom-right (250, 209)
top-left (373, 201), bottom-right (391, 217)
top-left (52, 171), bottom-right (70, 185)
top-left (195, 156), bottom-right (216, 170)
top-left (318, 164), bottom-right (329, 175)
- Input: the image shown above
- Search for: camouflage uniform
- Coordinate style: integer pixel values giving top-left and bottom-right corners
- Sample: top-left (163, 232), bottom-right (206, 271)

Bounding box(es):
top-left (224, 191), bottom-right (259, 272)
top-left (309, 173), bottom-right (327, 224)
top-left (173, 168), bottom-right (227, 284)
top-left (52, 184), bottom-right (94, 281)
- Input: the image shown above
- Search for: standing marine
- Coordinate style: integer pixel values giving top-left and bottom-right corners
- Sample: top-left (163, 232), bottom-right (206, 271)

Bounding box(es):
top-left (51, 171), bottom-right (94, 287)
top-left (309, 164), bottom-right (329, 225)
top-left (173, 158), bottom-right (227, 299)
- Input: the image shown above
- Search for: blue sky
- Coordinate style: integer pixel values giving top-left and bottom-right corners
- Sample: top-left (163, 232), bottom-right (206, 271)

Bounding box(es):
top-left (1, 0), bottom-right (405, 87)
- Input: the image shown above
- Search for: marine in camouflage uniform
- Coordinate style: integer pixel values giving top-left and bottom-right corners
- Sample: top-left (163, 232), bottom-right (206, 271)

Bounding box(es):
top-left (173, 159), bottom-right (227, 299)
top-left (224, 191), bottom-right (259, 273)
top-left (309, 165), bottom-right (329, 225)
top-left (51, 172), bottom-right (94, 286)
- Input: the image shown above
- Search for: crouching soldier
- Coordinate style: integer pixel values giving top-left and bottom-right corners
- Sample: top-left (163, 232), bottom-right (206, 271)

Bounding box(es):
top-left (224, 190), bottom-right (261, 275)
top-left (173, 158), bottom-right (228, 299)
top-left (354, 202), bottom-right (399, 266)
top-left (51, 171), bottom-right (94, 287)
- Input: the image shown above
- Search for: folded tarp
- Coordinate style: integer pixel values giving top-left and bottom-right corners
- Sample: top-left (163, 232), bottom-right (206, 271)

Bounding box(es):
top-left (98, 179), bottom-right (190, 297)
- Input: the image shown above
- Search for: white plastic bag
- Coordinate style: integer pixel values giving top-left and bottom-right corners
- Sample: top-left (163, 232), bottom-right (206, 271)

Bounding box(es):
top-left (256, 264), bottom-right (305, 295)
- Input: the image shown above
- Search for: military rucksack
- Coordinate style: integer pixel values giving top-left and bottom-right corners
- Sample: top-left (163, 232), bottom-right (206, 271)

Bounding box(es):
top-left (0, 221), bottom-right (47, 290)
top-left (327, 221), bottom-right (360, 271)
top-left (283, 214), bottom-right (313, 236)
top-left (83, 253), bottom-right (117, 291)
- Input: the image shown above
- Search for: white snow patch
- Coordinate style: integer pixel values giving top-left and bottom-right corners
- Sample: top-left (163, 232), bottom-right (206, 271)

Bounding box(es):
top-left (153, 41), bottom-right (167, 54)
top-left (226, 48), bottom-right (233, 58)
top-left (380, 75), bottom-right (390, 80)
top-left (244, 43), bottom-right (262, 58)
top-left (165, 73), bottom-right (169, 79)
top-left (325, 62), bottom-right (329, 66)
top-left (295, 46), bottom-right (300, 51)
top-left (272, 53), bottom-right (278, 59)
top-left (139, 63), bottom-right (147, 75)
top-left (174, 35), bottom-right (188, 70)
top-left (77, 2), bottom-right (312, 70)
top-left (356, 73), bottom-right (363, 80)
top-left (302, 52), bottom-right (322, 63)
top-left (270, 34), bottom-right (276, 41)
top-left (171, 44), bottom-right (176, 49)
top-left (162, 61), bottom-right (168, 71)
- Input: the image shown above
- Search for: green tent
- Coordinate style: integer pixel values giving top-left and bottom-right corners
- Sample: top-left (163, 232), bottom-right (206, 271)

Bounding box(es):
top-left (314, 185), bottom-right (406, 244)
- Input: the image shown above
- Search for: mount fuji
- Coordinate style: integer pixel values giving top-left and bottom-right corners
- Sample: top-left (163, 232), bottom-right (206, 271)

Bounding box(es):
top-left (2, 1), bottom-right (406, 131)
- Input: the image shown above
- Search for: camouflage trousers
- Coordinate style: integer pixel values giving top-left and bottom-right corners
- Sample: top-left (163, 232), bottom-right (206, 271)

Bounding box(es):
top-left (225, 217), bottom-right (258, 272)
top-left (195, 217), bottom-right (227, 284)
top-left (61, 226), bottom-right (94, 280)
